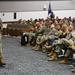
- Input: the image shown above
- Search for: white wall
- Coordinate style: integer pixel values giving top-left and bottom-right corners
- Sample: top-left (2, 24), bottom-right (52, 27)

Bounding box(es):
top-left (0, 0), bottom-right (74, 12)
top-left (17, 10), bottom-right (75, 20)
top-left (54, 10), bottom-right (75, 18)
top-left (17, 11), bottom-right (48, 20)
top-left (0, 10), bottom-right (75, 22)
top-left (0, 12), bottom-right (18, 21)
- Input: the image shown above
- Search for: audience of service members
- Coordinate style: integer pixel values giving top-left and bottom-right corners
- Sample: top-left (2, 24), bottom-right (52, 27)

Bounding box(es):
top-left (0, 12), bottom-right (75, 73)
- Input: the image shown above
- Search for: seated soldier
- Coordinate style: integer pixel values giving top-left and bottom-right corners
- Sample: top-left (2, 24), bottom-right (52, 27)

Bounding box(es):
top-left (33, 23), bottom-right (62, 51)
top-left (25, 22), bottom-right (39, 46)
top-left (32, 23), bottom-right (51, 51)
top-left (59, 44), bottom-right (75, 73)
top-left (47, 23), bottom-right (68, 56)
top-left (28, 21), bottom-right (46, 46)
top-left (45, 25), bottom-right (75, 61)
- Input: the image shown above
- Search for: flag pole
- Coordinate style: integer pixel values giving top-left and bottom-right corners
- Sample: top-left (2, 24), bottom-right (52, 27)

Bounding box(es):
top-left (49, 0), bottom-right (50, 4)
top-left (48, 1), bottom-right (50, 17)
top-left (48, 0), bottom-right (51, 17)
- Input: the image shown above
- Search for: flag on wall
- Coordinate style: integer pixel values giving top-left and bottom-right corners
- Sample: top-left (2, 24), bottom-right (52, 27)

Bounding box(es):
top-left (48, 3), bottom-right (52, 15)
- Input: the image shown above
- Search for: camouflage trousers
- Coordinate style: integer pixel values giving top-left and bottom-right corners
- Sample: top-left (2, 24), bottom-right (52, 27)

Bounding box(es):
top-left (36, 35), bottom-right (49, 44)
top-left (36, 35), bottom-right (42, 42)
top-left (64, 49), bottom-right (73, 58)
top-left (0, 43), bottom-right (2, 58)
top-left (36, 35), bottom-right (46, 42)
top-left (36, 35), bottom-right (57, 45)
top-left (65, 49), bottom-right (75, 65)
top-left (53, 38), bottom-right (74, 48)
top-left (26, 32), bottom-right (35, 42)
top-left (37, 34), bottom-right (54, 41)
top-left (52, 38), bottom-right (74, 54)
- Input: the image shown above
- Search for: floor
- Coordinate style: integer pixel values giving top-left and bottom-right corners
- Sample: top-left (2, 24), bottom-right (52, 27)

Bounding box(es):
top-left (0, 36), bottom-right (75, 75)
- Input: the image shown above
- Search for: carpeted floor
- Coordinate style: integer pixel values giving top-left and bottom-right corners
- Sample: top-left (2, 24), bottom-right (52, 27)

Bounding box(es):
top-left (0, 36), bottom-right (75, 75)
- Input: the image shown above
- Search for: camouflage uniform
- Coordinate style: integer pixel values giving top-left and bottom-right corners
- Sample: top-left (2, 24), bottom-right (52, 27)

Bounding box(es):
top-left (0, 18), bottom-right (2, 29)
top-left (26, 23), bottom-right (46, 44)
top-left (26, 30), bottom-right (35, 42)
top-left (0, 33), bottom-right (2, 59)
top-left (36, 27), bottom-right (50, 43)
top-left (47, 28), bottom-right (61, 40)
top-left (0, 19), bottom-right (6, 65)
top-left (33, 27), bottom-right (62, 51)
top-left (37, 27), bottom-right (61, 45)
top-left (0, 31), bottom-right (6, 65)
top-left (52, 31), bottom-right (75, 54)
top-left (0, 18), bottom-right (2, 58)
top-left (59, 44), bottom-right (75, 65)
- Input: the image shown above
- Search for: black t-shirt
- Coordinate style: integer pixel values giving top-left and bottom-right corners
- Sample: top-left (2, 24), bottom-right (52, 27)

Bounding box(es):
top-left (59, 33), bottom-right (67, 39)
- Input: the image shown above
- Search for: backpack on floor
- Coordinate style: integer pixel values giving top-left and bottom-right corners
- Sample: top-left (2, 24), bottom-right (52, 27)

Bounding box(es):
top-left (21, 33), bottom-right (29, 46)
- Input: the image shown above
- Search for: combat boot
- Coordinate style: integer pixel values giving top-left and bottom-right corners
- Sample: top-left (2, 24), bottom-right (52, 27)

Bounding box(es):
top-left (42, 49), bottom-right (48, 53)
top-left (59, 59), bottom-right (68, 64)
top-left (71, 69), bottom-right (75, 73)
top-left (47, 51), bottom-right (54, 57)
top-left (34, 45), bottom-right (41, 51)
top-left (44, 45), bottom-right (53, 50)
top-left (0, 58), bottom-right (6, 65)
top-left (32, 44), bottom-right (38, 50)
top-left (26, 42), bottom-right (31, 46)
top-left (48, 52), bottom-right (58, 61)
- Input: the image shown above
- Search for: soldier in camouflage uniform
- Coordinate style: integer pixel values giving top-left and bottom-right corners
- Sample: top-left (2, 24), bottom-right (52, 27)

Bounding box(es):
top-left (25, 22), bottom-right (38, 46)
top-left (45, 25), bottom-right (75, 61)
top-left (0, 19), bottom-right (6, 65)
top-left (58, 25), bottom-right (75, 64)
top-left (32, 20), bottom-right (46, 49)
top-left (32, 23), bottom-right (51, 51)
top-left (0, 18), bottom-right (2, 29)
top-left (47, 23), bottom-right (68, 56)
top-left (69, 45), bottom-right (75, 73)
top-left (26, 20), bottom-right (46, 46)
top-left (33, 23), bottom-right (62, 51)
top-left (57, 44), bottom-right (75, 72)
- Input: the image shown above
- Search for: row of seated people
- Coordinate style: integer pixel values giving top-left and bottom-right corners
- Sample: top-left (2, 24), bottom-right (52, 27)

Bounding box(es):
top-left (2, 15), bottom-right (75, 37)
top-left (21, 17), bottom-right (75, 73)
top-left (2, 18), bottom-right (44, 36)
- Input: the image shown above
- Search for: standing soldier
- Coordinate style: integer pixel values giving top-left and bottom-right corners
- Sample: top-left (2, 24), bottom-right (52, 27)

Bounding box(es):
top-left (0, 18), bottom-right (2, 29)
top-left (0, 18), bottom-right (6, 65)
